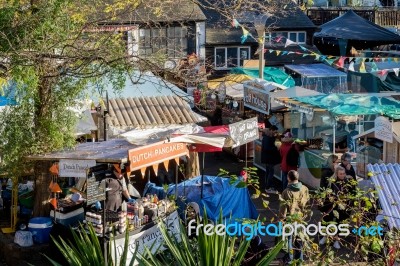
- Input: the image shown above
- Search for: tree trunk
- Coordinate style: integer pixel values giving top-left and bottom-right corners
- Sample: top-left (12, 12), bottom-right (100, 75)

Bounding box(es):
top-left (33, 160), bottom-right (52, 217)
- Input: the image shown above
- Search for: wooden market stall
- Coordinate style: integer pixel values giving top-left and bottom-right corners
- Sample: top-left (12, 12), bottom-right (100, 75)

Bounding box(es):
top-left (274, 93), bottom-right (400, 188)
top-left (25, 138), bottom-right (189, 265)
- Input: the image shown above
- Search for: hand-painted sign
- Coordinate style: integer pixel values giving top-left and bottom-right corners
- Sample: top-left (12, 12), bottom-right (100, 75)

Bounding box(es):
top-left (229, 117), bottom-right (259, 148)
top-left (128, 141), bottom-right (188, 171)
top-left (244, 86), bottom-right (269, 115)
top-left (375, 116), bottom-right (392, 143)
top-left (59, 159), bottom-right (96, 178)
top-left (110, 211), bottom-right (180, 265)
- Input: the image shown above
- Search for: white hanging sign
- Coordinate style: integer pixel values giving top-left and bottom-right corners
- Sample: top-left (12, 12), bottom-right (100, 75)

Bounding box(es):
top-left (374, 116), bottom-right (393, 143)
top-left (59, 159), bottom-right (96, 178)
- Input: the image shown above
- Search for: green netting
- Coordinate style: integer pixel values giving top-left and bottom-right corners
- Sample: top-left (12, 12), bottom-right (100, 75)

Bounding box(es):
top-left (230, 67), bottom-right (295, 87)
top-left (294, 94), bottom-right (400, 119)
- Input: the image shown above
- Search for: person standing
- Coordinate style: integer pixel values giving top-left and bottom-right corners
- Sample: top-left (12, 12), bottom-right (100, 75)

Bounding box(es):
top-left (320, 154), bottom-right (339, 189)
top-left (279, 170), bottom-right (310, 265)
top-left (339, 153), bottom-right (356, 180)
top-left (280, 132), bottom-right (299, 192)
top-left (319, 166), bottom-right (356, 249)
top-left (261, 125), bottom-right (280, 193)
top-left (104, 165), bottom-right (135, 211)
top-left (347, 122), bottom-right (359, 153)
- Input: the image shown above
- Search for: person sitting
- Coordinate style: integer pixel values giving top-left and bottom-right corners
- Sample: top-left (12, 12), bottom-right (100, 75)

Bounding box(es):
top-left (320, 154), bottom-right (339, 189)
top-left (339, 153), bottom-right (356, 181)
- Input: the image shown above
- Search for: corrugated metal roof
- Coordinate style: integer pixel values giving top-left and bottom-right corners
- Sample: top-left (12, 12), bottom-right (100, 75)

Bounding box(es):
top-left (107, 96), bottom-right (207, 130)
top-left (367, 163), bottom-right (400, 229)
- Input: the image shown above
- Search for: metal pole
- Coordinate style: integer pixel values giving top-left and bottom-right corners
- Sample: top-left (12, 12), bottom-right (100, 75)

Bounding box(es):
top-left (201, 152), bottom-right (205, 199)
top-left (245, 143), bottom-right (248, 168)
top-left (333, 119), bottom-right (336, 155)
top-left (175, 163), bottom-right (178, 198)
top-left (258, 33), bottom-right (265, 79)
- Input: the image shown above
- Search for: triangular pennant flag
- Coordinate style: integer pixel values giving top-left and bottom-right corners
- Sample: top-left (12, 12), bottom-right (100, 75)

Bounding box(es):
top-left (377, 70), bottom-right (389, 81)
top-left (394, 68), bottom-right (399, 76)
top-left (285, 39), bottom-right (296, 47)
top-left (140, 167), bottom-right (147, 178)
top-left (281, 51), bottom-right (288, 55)
top-left (240, 26), bottom-right (252, 44)
top-left (163, 160), bottom-right (170, 170)
top-left (394, 58), bottom-right (399, 63)
top-left (276, 50), bottom-right (281, 56)
top-left (275, 36), bottom-right (283, 43)
top-left (302, 53), bottom-right (308, 57)
top-left (174, 157), bottom-right (180, 165)
top-left (269, 49), bottom-right (274, 53)
top-left (325, 59), bottom-right (335, 65)
top-left (371, 62), bottom-right (379, 72)
top-left (231, 19), bottom-right (240, 28)
top-left (320, 55), bottom-right (327, 61)
top-left (153, 163), bottom-right (159, 175)
top-left (348, 61), bottom-right (355, 71)
top-left (337, 56), bottom-right (346, 68)
top-left (359, 62), bottom-right (366, 73)
top-left (387, 58), bottom-right (392, 62)
top-left (314, 54), bottom-right (320, 60)
top-left (287, 51), bottom-right (294, 55)
top-left (380, 57), bottom-right (386, 62)
top-left (263, 49), bottom-right (267, 54)
top-left (299, 45), bottom-right (307, 51)
top-left (355, 57), bottom-right (363, 64)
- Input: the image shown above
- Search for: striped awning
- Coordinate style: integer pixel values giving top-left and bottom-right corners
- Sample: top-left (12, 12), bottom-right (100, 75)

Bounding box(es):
top-left (107, 96), bottom-right (207, 129)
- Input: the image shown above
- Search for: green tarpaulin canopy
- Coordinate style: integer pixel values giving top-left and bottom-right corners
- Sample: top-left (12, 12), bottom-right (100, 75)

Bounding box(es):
top-left (293, 94), bottom-right (400, 119)
top-left (230, 67), bottom-right (295, 87)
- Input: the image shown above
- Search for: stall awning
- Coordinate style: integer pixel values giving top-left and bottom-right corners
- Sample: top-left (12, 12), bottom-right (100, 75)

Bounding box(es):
top-left (270, 86), bottom-right (324, 112)
top-left (207, 74), bottom-right (253, 100)
top-left (26, 139), bottom-right (138, 163)
top-left (231, 67), bottom-right (295, 87)
top-left (291, 93), bottom-right (400, 119)
top-left (367, 163), bottom-right (400, 229)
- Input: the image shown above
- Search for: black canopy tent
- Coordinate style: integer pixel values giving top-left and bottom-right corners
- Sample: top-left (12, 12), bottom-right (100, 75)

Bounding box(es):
top-left (313, 10), bottom-right (400, 56)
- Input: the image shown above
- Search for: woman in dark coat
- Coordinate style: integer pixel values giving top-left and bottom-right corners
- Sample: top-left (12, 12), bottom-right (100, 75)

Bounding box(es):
top-left (261, 126), bottom-right (280, 192)
top-left (319, 166), bottom-right (356, 249)
top-left (320, 154), bottom-right (339, 189)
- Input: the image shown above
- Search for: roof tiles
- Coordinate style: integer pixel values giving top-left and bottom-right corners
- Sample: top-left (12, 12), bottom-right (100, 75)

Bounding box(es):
top-left (107, 96), bottom-right (206, 129)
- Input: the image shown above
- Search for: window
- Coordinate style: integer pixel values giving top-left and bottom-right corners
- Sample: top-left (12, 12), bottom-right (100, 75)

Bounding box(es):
top-left (139, 26), bottom-right (188, 58)
top-left (267, 31), bottom-right (306, 44)
top-left (214, 47), bottom-right (250, 69)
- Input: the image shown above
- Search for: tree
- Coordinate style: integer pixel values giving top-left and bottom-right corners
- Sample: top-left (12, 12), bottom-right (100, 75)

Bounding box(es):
top-left (0, 0), bottom-right (297, 216)
top-left (0, 0), bottom-right (141, 216)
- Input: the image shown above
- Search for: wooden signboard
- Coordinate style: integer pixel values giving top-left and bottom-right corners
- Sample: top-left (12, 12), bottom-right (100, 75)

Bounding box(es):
top-left (128, 141), bottom-right (188, 172)
top-left (229, 117), bottom-right (259, 148)
top-left (86, 175), bottom-right (106, 205)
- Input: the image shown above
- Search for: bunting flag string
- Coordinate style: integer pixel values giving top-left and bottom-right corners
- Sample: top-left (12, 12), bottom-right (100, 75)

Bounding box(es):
top-left (231, 17), bottom-right (400, 78)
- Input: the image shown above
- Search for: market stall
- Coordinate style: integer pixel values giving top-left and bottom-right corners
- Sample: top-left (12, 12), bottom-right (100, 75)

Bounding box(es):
top-left (274, 93), bottom-right (400, 188)
top-left (284, 63), bottom-right (348, 94)
top-left (247, 81), bottom-right (324, 182)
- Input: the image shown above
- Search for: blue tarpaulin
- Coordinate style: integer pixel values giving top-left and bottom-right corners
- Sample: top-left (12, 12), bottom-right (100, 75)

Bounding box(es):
top-left (143, 175), bottom-right (258, 221)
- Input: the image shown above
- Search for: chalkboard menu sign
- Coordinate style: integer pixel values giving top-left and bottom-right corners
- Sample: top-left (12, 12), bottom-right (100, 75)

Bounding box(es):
top-left (87, 175), bottom-right (106, 205)
top-left (229, 117), bottom-right (259, 148)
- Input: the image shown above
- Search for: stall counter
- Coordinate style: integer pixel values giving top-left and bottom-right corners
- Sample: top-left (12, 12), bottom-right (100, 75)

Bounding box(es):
top-left (254, 140), bottom-right (335, 189)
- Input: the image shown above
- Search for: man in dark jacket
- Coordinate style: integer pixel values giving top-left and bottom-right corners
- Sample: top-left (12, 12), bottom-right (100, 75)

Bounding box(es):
top-left (261, 125), bottom-right (280, 193)
top-left (279, 170), bottom-right (310, 265)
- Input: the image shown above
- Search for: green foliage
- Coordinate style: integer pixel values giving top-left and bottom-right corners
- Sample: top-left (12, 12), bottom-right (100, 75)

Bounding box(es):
top-left (137, 212), bottom-right (282, 266)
